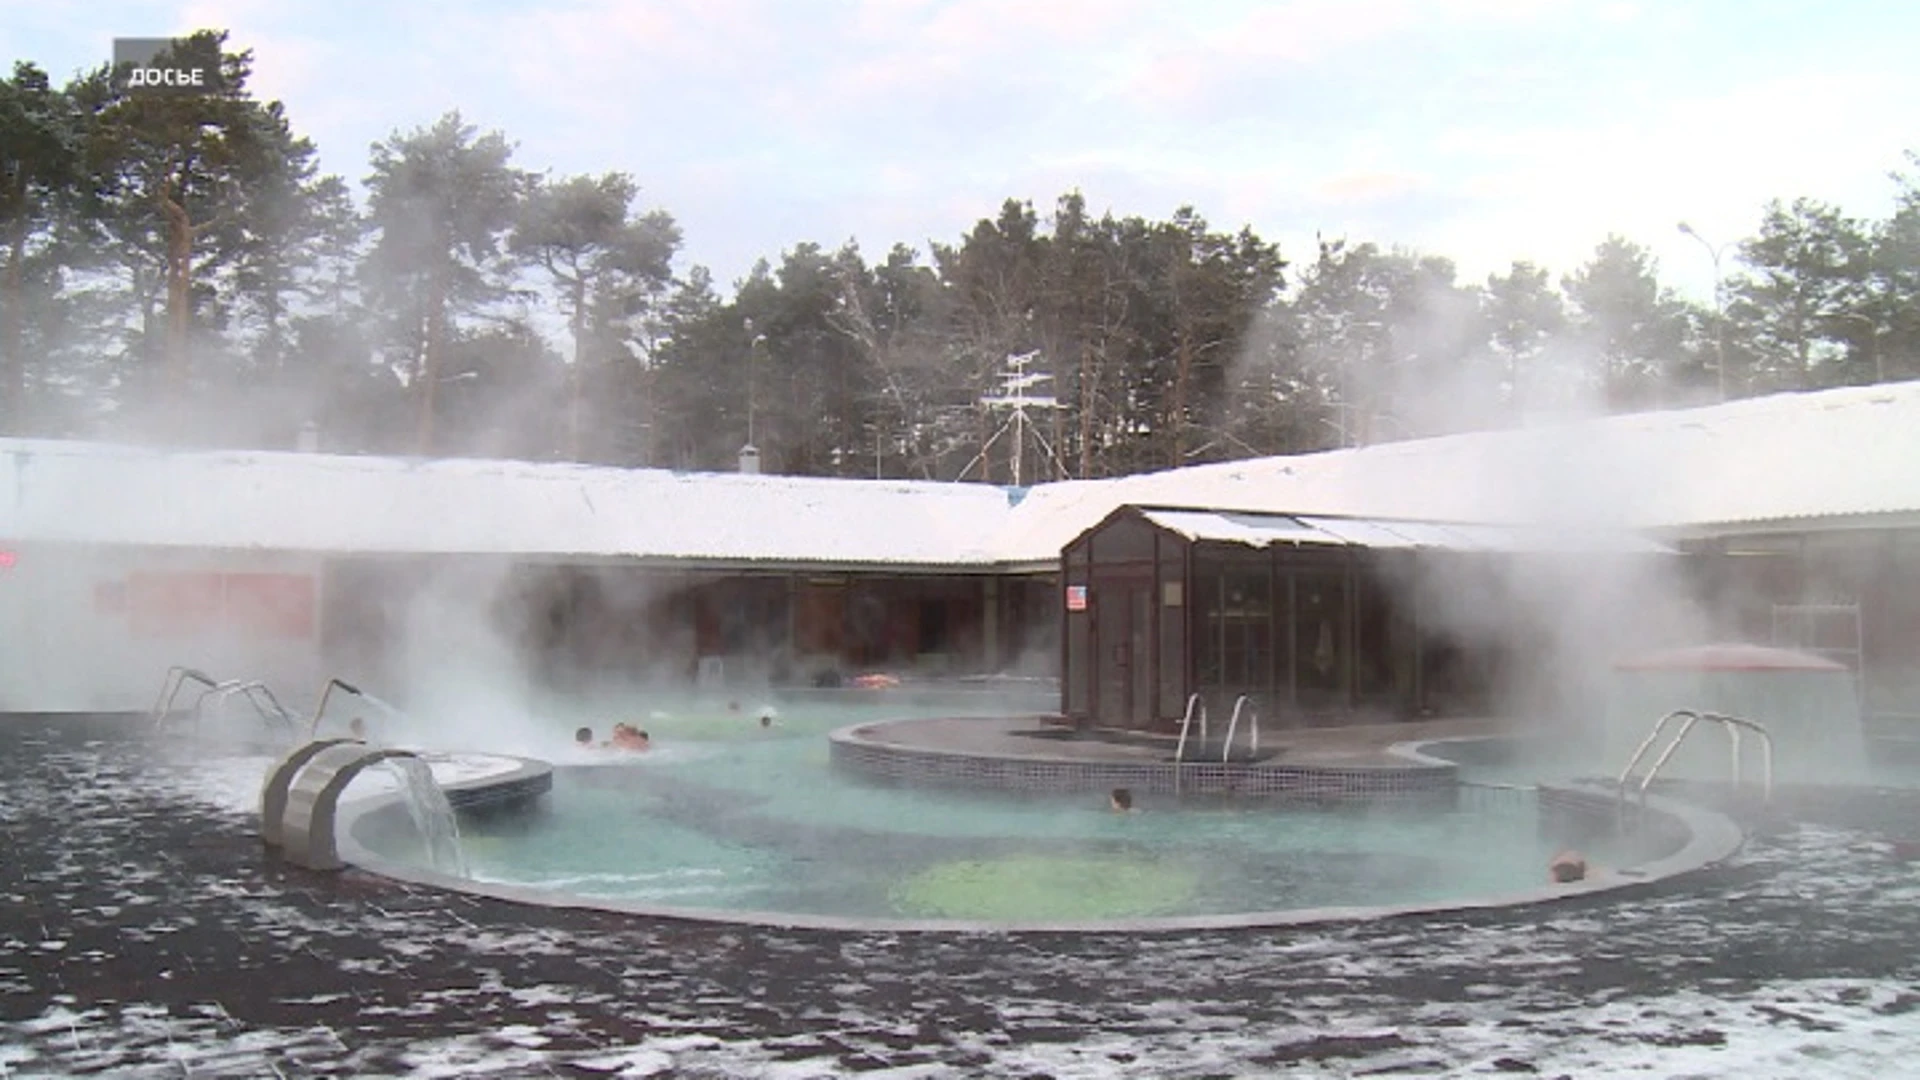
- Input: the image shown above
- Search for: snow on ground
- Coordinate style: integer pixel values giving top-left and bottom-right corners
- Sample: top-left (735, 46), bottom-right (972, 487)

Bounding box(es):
top-left (3, 725), bottom-right (1919, 1077)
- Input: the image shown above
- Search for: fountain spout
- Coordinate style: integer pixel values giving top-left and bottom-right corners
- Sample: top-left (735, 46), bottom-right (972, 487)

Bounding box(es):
top-left (263, 741), bottom-right (465, 874)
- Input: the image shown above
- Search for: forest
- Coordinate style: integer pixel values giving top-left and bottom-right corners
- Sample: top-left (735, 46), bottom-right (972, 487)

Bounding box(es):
top-left (4, 31), bottom-right (1918, 483)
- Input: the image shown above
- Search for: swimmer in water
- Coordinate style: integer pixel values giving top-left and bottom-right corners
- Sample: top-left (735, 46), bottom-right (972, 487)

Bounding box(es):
top-left (1549, 850), bottom-right (1588, 883)
top-left (610, 723), bottom-right (652, 752)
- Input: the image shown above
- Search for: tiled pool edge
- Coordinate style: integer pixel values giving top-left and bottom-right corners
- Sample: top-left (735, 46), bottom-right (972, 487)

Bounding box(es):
top-left (328, 730), bottom-right (1745, 936)
top-left (828, 717), bottom-right (1457, 797)
top-left (433, 755), bottom-right (555, 812)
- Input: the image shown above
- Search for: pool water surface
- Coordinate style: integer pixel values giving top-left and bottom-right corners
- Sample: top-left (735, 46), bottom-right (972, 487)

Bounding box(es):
top-left (360, 699), bottom-right (1631, 923)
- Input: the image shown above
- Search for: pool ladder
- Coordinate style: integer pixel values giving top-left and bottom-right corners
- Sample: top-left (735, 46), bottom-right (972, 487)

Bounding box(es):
top-left (1174, 694), bottom-right (1208, 765)
top-left (1174, 694), bottom-right (1260, 793)
top-left (1222, 696), bottom-right (1260, 764)
top-left (1616, 708), bottom-right (1774, 818)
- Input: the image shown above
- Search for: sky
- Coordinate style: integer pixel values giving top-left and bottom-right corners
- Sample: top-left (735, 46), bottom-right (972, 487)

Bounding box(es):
top-left (9, 0), bottom-right (1919, 304)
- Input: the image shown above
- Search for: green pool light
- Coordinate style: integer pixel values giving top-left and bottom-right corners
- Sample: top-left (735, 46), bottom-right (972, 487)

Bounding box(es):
top-left (891, 854), bottom-right (1199, 921)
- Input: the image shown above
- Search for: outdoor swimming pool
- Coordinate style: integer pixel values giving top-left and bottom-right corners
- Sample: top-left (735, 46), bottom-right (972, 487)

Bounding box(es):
top-left (352, 698), bottom-right (1650, 925)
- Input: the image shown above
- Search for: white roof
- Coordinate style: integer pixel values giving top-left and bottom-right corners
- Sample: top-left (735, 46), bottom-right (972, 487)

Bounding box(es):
top-left (995, 380), bottom-right (1920, 560)
top-left (1136, 510), bottom-right (1674, 555)
top-left (4, 380), bottom-right (1918, 567)
top-left (0, 439), bottom-right (1015, 567)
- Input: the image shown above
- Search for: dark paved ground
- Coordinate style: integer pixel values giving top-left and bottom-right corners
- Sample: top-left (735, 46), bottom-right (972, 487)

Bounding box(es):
top-left (3, 720), bottom-right (1919, 1077)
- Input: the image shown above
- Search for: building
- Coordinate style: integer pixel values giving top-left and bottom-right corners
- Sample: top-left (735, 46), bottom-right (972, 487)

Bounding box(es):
top-left (4, 380), bottom-right (1920, 727)
top-left (1059, 505), bottom-right (1672, 733)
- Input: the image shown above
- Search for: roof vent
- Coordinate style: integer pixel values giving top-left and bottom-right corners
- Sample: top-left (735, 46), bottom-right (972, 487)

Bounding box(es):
top-left (738, 444), bottom-right (761, 474)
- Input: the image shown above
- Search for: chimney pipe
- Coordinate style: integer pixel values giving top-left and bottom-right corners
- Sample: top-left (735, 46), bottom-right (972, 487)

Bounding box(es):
top-left (738, 444), bottom-right (761, 474)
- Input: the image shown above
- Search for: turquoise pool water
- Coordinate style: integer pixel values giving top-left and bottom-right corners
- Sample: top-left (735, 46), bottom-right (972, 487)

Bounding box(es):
top-left (1428, 732), bottom-right (1920, 791)
top-left (369, 697), bottom-right (1620, 923)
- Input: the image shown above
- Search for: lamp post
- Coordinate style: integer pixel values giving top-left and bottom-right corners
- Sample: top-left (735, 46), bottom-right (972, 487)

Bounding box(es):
top-left (1678, 221), bottom-right (1735, 401)
top-left (742, 318), bottom-right (766, 449)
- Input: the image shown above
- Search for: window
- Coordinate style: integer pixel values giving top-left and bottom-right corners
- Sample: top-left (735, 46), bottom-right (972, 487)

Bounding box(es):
top-left (1293, 571), bottom-right (1349, 707)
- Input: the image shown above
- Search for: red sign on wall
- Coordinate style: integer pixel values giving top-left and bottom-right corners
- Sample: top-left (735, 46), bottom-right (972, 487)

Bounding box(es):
top-left (1065, 585), bottom-right (1088, 612)
top-left (123, 571), bottom-right (315, 639)
top-left (224, 573), bottom-right (316, 639)
top-left (128, 572), bottom-right (224, 637)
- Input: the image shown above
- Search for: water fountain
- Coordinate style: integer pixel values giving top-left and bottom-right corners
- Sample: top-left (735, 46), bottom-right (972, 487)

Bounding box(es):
top-left (385, 755), bottom-right (468, 877)
top-left (262, 739), bottom-right (466, 875)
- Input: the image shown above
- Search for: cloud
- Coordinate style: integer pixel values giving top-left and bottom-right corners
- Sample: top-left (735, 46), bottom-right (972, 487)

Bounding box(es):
top-left (1315, 171), bottom-right (1429, 207)
top-left (915, 0), bottom-right (1157, 50)
top-left (34, 0), bottom-right (1896, 299)
top-left (1408, 68), bottom-right (1920, 293)
top-left (1230, 0), bottom-right (1426, 64)
top-left (1101, 0), bottom-right (1575, 115)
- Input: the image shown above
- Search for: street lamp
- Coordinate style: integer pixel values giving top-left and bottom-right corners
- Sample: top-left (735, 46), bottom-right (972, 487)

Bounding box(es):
top-left (1678, 221), bottom-right (1735, 402)
top-left (741, 318), bottom-right (765, 450)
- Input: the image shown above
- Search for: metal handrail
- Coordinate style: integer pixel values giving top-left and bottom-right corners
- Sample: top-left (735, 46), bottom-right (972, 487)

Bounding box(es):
top-left (1707, 712), bottom-right (1774, 798)
top-left (1173, 693), bottom-right (1207, 764)
top-left (1222, 694), bottom-right (1259, 764)
top-left (1617, 709), bottom-right (1699, 792)
top-left (186, 679), bottom-right (255, 737)
top-left (242, 683), bottom-right (298, 730)
top-left (185, 679), bottom-right (302, 742)
top-left (308, 677), bottom-right (364, 741)
top-left (1618, 708), bottom-right (1774, 810)
top-left (149, 665), bottom-right (219, 730)
top-left (228, 681), bottom-right (300, 738)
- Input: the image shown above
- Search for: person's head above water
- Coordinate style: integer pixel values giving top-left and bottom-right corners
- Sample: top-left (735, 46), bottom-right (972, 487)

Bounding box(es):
top-left (575, 726), bottom-right (593, 745)
top-left (759, 712), bottom-right (773, 728)
top-left (1110, 787), bottom-right (1134, 812)
top-left (1549, 850), bottom-right (1588, 883)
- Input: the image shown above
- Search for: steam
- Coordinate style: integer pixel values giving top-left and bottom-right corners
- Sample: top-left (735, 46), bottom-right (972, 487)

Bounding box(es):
top-left (1226, 254), bottom-right (1725, 736)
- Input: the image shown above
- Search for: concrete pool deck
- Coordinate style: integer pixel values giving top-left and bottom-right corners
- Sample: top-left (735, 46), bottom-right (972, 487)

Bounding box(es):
top-left (7, 719), bottom-right (1920, 1076)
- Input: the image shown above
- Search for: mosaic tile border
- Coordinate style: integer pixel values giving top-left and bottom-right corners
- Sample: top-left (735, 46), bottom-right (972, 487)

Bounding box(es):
top-left (438, 757), bottom-right (554, 814)
top-left (828, 719), bottom-right (1456, 799)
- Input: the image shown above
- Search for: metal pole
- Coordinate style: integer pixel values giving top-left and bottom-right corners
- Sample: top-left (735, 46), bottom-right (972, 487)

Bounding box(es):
top-left (1679, 222), bottom-right (1732, 401)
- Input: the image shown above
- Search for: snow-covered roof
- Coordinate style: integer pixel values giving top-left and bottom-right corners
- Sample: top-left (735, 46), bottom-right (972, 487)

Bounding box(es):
top-left (1134, 510), bottom-right (1674, 555)
top-left (4, 380), bottom-right (1918, 568)
top-left (991, 380), bottom-right (1920, 561)
top-left (0, 439), bottom-right (1015, 567)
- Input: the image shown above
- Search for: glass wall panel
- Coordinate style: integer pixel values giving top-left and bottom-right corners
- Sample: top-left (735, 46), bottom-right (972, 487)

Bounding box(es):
top-left (1294, 570), bottom-right (1350, 709)
top-left (1879, 530), bottom-right (1920, 717)
top-left (1094, 517), bottom-right (1157, 561)
top-left (1354, 562), bottom-right (1411, 710)
top-left (1220, 560), bottom-right (1274, 696)
top-left (1157, 534), bottom-right (1187, 720)
top-left (1193, 554), bottom-right (1224, 691)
